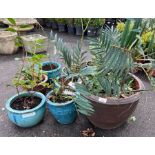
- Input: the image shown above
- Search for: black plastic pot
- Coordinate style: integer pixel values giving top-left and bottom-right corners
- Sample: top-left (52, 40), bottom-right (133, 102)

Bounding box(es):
top-left (67, 25), bottom-right (75, 34)
top-left (52, 22), bottom-right (58, 30)
top-left (45, 20), bottom-right (52, 28)
top-left (58, 23), bottom-right (67, 32)
top-left (87, 27), bottom-right (98, 37)
top-left (75, 26), bottom-right (83, 36)
top-left (104, 18), bottom-right (117, 28)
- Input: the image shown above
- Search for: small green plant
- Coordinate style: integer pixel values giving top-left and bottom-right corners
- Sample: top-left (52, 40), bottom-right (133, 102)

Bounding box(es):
top-left (6, 19), bottom-right (51, 94)
top-left (48, 77), bottom-right (94, 115)
top-left (88, 18), bottom-right (105, 28)
top-left (13, 52), bottom-right (50, 94)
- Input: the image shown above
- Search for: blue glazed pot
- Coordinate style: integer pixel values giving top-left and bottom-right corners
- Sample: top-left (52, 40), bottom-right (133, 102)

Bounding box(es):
top-left (41, 61), bottom-right (61, 80)
top-left (5, 91), bottom-right (46, 128)
top-left (46, 90), bottom-right (77, 124)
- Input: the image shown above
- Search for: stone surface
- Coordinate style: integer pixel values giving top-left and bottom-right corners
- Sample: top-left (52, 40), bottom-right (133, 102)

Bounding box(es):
top-left (0, 28), bottom-right (155, 137)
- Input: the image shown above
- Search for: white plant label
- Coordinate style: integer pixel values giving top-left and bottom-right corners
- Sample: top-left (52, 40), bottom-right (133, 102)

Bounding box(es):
top-left (63, 90), bottom-right (75, 96)
top-left (68, 81), bottom-right (76, 89)
top-left (98, 97), bottom-right (107, 103)
top-left (22, 112), bottom-right (36, 118)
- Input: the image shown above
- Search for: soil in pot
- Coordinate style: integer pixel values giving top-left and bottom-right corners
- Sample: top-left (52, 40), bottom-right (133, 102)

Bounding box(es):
top-left (42, 64), bottom-right (57, 71)
top-left (11, 96), bottom-right (41, 110)
top-left (48, 94), bottom-right (73, 103)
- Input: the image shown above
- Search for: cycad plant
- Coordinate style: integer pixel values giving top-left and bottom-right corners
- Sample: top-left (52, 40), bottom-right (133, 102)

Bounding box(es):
top-left (76, 19), bottom-right (155, 98)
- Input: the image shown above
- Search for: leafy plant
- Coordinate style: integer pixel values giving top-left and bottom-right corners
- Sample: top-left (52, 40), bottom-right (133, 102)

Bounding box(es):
top-left (48, 77), bottom-right (94, 116)
top-left (74, 18), bottom-right (82, 27)
top-left (88, 18), bottom-right (105, 27)
top-left (67, 18), bottom-right (74, 26)
top-left (75, 19), bottom-right (155, 98)
top-left (55, 18), bottom-right (67, 24)
top-left (12, 38), bottom-right (51, 94)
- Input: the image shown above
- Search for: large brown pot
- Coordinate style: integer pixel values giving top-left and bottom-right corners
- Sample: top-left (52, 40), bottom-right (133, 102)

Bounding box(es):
top-left (85, 74), bottom-right (144, 129)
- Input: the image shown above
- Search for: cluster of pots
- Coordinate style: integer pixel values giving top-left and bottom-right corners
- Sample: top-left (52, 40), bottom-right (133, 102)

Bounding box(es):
top-left (43, 20), bottom-right (101, 37)
top-left (42, 18), bottom-right (126, 37)
top-left (5, 61), bottom-right (77, 127)
top-left (5, 60), bottom-right (145, 130)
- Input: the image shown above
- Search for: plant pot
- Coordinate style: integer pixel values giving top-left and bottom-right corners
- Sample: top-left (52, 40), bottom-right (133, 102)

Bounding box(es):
top-left (9, 25), bottom-right (34, 32)
top-left (87, 27), bottom-right (98, 37)
top-left (5, 91), bottom-right (46, 128)
top-left (58, 23), bottom-right (67, 32)
top-left (26, 74), bottom-right (48, 95)
top-left (0, 31), bottom-right (18, 54)
top-left (21, 34), bottom-right (48, 53)
top-left (46, 90), bottom-right (77, 124)
top-left (67, 25), bottom-right (75, 34)
top-left (75, 26), bottom-right (83, 36)
top-left (45, 20), bottom-right (52, 28)
top-left (51, 22), bottom-right (58, 30)
top-left (84, 74), bottom-right (144, 129)
top-left (41, 61), bottom-right (62, 79)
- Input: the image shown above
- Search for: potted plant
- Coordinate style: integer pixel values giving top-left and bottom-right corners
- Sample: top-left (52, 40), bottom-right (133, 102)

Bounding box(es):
top-left (51, 18), bottom-right (58, 30)
top-left (55, 18), bottom-right (67, 32)
top-left (44, 18), bottom-right (53, 28)
top-left (74, 18), bottom-right (83, 36)
top-left (104, 18), bottom-right (116, 28)
top-left (41, 61), bottom-right (62, 80)
top-left (5, 53), bottom-right (48, 128)
top-left (46, 72), bottom-right (95, 124)
top-left (73, 19), bottom-right (155, 129)
top-left (87, 18), bottom-right (105, 37)
top-left (13, 53), bottom-right (50, 94)
top-left (67, 18), bottom-right (75, 34)
top-left (46, 78), bottom-right (77, 124)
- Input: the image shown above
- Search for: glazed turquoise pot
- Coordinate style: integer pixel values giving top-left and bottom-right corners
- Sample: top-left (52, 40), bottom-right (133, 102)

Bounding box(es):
top-left (46, 90), bottom-right (77, 125)
top-left (41, 61), bottom-right (61, 80)
top-left (5, 91), bottom-right (46, 128)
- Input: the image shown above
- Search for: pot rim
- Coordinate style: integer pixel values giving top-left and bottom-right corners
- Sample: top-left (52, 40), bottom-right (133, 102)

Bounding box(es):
top-left (5, 91), bottom-right (46, 114)
top-left (39, 74), bottom-right (48, 84)
top-left (84, 73), bottom-right (145, 105)
top-left (41, 61), bottom-right (61, 73)
top-left (46, 90), bottom-right (74, 106)
top-left (0, 31), bottom-right (17, 38)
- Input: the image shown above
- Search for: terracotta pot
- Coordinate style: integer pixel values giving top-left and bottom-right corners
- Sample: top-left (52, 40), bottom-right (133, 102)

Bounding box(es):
top-left (85, 74), bottom-right (144, 129)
